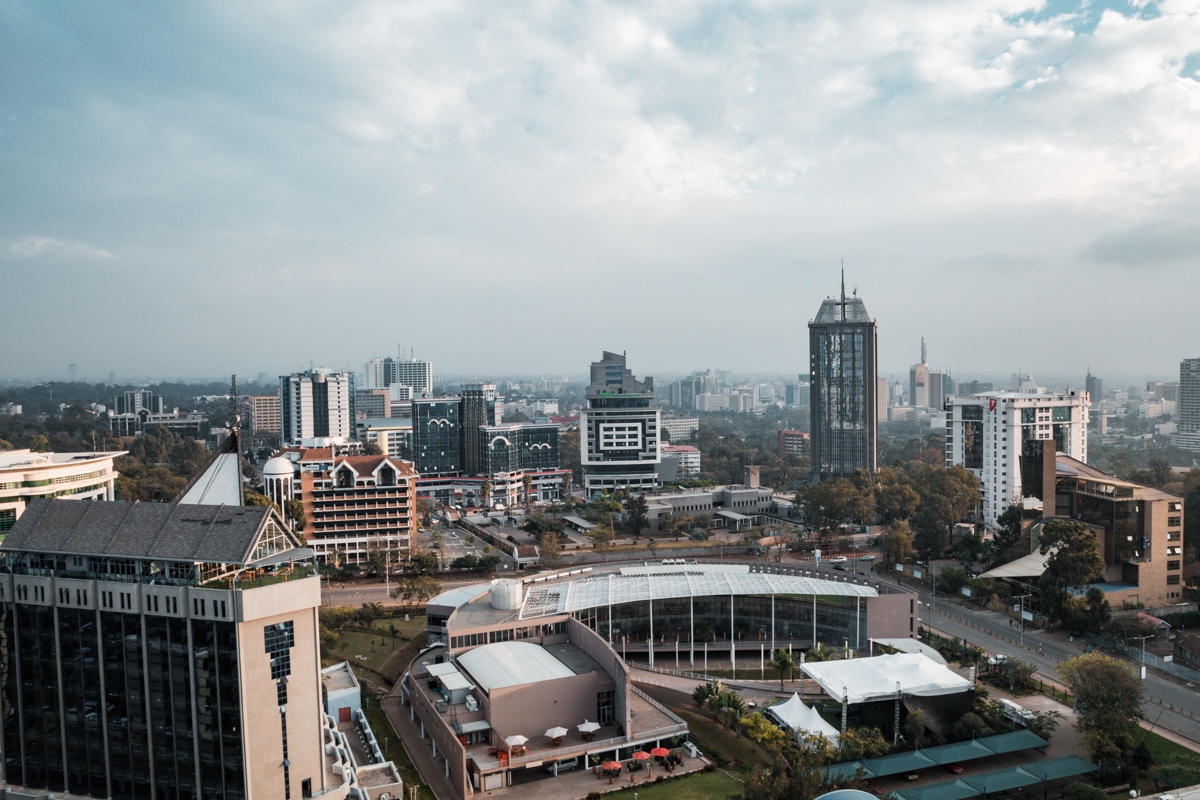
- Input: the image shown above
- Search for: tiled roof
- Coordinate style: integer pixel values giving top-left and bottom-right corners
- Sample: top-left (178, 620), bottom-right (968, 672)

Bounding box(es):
top-left (2, 498), bottom-right (272, 563)
top-left (334, 455), bottom-right (417, 476)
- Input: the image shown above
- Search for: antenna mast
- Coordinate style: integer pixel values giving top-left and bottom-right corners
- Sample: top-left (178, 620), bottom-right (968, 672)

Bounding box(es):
top-left (840, 263), bottom-right (846, 321)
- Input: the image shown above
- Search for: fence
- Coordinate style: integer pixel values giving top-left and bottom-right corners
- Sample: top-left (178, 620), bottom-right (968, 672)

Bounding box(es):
top-left (1082, 632), bottom-right (1200, 683)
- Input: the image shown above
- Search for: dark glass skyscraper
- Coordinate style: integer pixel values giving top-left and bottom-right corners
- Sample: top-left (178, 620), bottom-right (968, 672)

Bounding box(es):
top-left (808, 277), bottom-right (878, 482)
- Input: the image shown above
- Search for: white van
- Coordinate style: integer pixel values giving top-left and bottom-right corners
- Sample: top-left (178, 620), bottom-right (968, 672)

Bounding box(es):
top-left (545, 757), bottom-right (580, 775)
top-left (999, 698), bottom-right (1035, 725)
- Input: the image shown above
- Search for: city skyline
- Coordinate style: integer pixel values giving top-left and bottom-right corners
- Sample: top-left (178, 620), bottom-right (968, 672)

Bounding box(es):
top-left (4, 2), bottom-right (1200, 380)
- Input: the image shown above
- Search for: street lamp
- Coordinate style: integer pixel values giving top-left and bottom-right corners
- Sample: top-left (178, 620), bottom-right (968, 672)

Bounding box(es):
top-left (1013, 593), bottom-right (1032, 649)
top-left (1133, 634), bottom-right (1152, 679)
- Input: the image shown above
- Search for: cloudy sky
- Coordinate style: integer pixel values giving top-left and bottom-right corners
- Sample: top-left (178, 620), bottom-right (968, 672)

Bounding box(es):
top-left (3, 0), bottom-right (1199, 384)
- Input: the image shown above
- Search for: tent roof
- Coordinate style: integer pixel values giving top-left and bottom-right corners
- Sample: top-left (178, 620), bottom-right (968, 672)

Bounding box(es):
top-left (767, 694), bottom-right (840, 742)
top-left (801, 653), bottom-right (971, 705)
top-left (872, 637), bottom-right (948, 665)
top-left (863, 749), bottom-right (936, 777)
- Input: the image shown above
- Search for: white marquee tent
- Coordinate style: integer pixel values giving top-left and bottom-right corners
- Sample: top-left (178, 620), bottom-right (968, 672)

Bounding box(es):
top-left (800, 653), bottom-right (971, 705)
top-left (766, 693), bottom-right (840, 743)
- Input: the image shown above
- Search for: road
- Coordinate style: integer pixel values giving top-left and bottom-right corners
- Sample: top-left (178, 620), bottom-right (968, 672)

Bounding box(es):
top-left (875, 568), bottom-right (1200, 747)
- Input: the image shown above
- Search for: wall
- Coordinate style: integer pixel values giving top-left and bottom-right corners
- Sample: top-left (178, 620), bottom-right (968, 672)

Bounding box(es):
top-left (486, 672), bottom-right (601, 741)
top-left (866, 591), bottom-right (919, 640)
top-left (567, 618), bottom-right (630, 740)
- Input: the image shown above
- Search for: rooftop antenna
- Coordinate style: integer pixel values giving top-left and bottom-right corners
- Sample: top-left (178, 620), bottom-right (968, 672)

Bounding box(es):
top-left (840, 263), bottom-right (846, 321)
top-left (921, 337), bottom-right (926, 365)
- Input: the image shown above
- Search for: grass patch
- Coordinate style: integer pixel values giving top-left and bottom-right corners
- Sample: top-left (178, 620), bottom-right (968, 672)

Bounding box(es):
top-left (323, 617), bottom-right (428, 685)
top-left (1131, 728), bottom-right (1200, 767)
top-left (363, 695), bottom-right (436, 800)
top-left (598, 768), bottom-right (744, 799)
top-left (664, 705), bottom-right (772, 769)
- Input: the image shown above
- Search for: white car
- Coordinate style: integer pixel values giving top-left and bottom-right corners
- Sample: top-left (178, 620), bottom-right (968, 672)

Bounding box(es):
top-left (829, 556), bottom-right (848, 564)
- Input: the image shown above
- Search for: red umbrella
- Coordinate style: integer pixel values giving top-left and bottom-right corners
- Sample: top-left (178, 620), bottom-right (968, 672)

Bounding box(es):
top-left (632, 751), bottom-right (651, 760)
top-left (601, 761), bottom-right (622, 771)
top-left (650, 747), bottom-right (670, 757)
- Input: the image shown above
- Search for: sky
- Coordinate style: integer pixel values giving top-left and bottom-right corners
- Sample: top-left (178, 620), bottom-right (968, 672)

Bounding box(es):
top-left (3, 0), bottom-right (1199, 385)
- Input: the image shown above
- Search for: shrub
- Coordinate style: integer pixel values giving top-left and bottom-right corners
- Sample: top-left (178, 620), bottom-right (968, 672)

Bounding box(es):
top-left (1061, 782), bottom-right (1107, 800)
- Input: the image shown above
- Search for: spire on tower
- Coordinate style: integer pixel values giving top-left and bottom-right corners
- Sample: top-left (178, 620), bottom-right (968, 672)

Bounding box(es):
top-left (921, 337), bottom-right (926, 365)
top-left (840, 263), bottom-right (846, 321)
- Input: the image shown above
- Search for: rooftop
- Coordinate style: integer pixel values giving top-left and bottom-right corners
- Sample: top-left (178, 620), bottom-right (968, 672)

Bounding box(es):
top-left (177, 453), bottom-right (242, 507)
top-left (322, 661), bottom-right (359, 693)
top-left (456, 641), bottom-right (575, 691)
top-left (802, 653), bottom-right (971, 704)
top-left (0, 449), bottom-right (123, 471)
top-left (813, 296), bottom-right (873, 324)
top-left (2, 498), bottom-right (299, 565)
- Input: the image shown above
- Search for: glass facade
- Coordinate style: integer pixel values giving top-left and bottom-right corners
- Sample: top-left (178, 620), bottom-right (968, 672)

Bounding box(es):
top-left (481, 424), bottom-right (559, 474)
top-left (1, 603), bottom-right (243, 800)
top-left (413, 399), bottom-right (462, 476)
top-left (809, 306), bottom-right (878, 481)
top-left (572, 594), bottom-right (867, 650)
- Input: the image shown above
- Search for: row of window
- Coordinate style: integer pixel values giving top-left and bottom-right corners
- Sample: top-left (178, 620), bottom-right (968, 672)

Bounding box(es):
top-left (449, 620), bottom-right (568, 649)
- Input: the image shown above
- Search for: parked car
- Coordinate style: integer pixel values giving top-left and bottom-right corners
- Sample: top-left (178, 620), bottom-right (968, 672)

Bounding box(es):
top-left (946, 764), bottom-right (964, 774)
top-left (545, 758), bottom-right (579, 775)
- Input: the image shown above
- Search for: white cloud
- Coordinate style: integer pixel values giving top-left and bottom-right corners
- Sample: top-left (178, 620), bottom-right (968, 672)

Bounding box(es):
top-left (9, 237), bottom-right (115, 259)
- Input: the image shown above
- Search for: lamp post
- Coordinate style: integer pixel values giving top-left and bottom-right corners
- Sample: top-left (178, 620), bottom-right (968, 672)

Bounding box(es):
top-left (1133, 634), bottom-right (1152, 679)
top-left (1014, 593), bottom-right (1032, 649)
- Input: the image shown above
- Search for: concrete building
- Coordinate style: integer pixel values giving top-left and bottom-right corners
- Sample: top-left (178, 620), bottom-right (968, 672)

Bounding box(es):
top-left (660, 413), bottom-right (699, 443)
top-left (1170, 358), bottom-right (1200, 452)
top-left (281, 369), bottom-right (356, 444)
top-left (1086, 370), bottom-right (1103, 403)
top-left (662, 445), bottom-right (700, 478)
top-left (247, 394), bottom-right (281, 434)
top-left (944, 391), bottom-right (1089, 527)
top-left (694, 393), bottom-right (729, 412)
top-left (478, 423), bottom-right (559, 476)
top-left (641, 485), bottom-right (774, 532)
top-left (364, 355), bottom-right (434, 397)
top-left (355, 418), bottom-right (413, 460)
top-left (354, 389), bottom-right (391, 421)
top-left (408, 567), bottom-right (916, 799)
top-left (0, 498), bottom-right (354, 800)
top-left (0, 449), bottom-right (124, 540)
top-left (778, 430), bottom-right (809, 459)
top-left (412, 397), bottom-right (463, 477)
top-left (809, 277), bottom-right (878, 482)
top-left (266, 452), bottom-right (417, 565)
top-left (114, 390), bottom-right (165, 415)
top-left (0, 404), bottom-right (21, 417)
top-left (580, 352), bottom-right (661, 496)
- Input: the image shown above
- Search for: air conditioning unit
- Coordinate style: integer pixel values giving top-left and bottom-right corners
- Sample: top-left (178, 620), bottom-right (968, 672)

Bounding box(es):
top-left (465, 695), bottom-right (479, 712)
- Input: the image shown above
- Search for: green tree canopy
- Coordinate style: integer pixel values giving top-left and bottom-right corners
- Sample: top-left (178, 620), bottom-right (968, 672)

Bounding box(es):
top-left (1056, 653), bottom-right (1145, 762)
top-left (1037, 519), bottom-right (1106, 622)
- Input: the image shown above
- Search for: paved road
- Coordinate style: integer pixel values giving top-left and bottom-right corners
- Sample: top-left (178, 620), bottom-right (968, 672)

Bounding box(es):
top-left (871, 569), bottom-right (1200, 746)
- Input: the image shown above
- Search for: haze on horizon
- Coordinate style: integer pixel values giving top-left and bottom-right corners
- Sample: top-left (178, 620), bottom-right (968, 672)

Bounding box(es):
top-left (3, 1), bottom-right (1199, 384)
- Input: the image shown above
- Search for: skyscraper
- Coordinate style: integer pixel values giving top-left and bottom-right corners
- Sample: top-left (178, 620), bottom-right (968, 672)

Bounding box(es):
top-left (808, 276), bottom-right (878, 482)
top-left (363, 355), bottom-right (433, 396)
top-left (1085, 368), bottom-right (1103, 403)
top-left (580, 351), bottom-right (661, 496)
top-left (461, 383), bottom-right (502, 476)
top-left (1170, 358), bottom-right (1200, 452)
top-left (280, 369), bottom-right (356, 443)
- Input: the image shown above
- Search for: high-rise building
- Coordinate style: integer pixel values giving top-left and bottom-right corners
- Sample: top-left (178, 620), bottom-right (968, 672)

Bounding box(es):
top-left (808, 277), bottom-right (878, 482)
top-left (411, 397), bottom-right (463, 476)
top-left (280, 369), bottom-right (356, 444)
top-left (660, 413), bottom-right (699, 442)
top-left (945, 391), bottom-right (1089, 527)
top-left (908, 338), bottom-right (945, 409)
top-left (363, 355), bottom-right (434, 397)
top-left (354, 388), bottom-right (390, 420)
top-left (0, 498), bottom-right (340, 800)
top-left (1085, 369), bottom-right (1103, 402)
top-left (461, 383), bottom-right (502, 476)
top-left (247, 394), bottom-right (281, 433)
top-left (877, 377), bottom-right (888, 422)
top-left (477, 422), bottom-right (559, 475)
top-left (580, 351), bottom-right (661, 496)
top-left (1170, 358), bottom-right (1200, 452)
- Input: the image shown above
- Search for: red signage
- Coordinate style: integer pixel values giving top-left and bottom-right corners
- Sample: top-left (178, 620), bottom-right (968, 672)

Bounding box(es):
top-left (989, 398), bottom-right (997, 412)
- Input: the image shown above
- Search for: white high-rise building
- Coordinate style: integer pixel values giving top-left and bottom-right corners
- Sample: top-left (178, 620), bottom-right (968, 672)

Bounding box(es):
top-left (945, 391), bottom-right (1089, 527)
top-left (363, 355), bottom-right (434, 396)
top-left (280, 368), bottom-right (356, 444)
top-left (1170, 358), bottom-right (1200, 452)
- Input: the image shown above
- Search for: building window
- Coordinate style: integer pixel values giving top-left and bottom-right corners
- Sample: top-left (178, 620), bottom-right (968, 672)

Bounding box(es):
top-left (1168, 561), bottom-right (1180, 571)
top-left (1167, 575), bottom-right (1180, 585)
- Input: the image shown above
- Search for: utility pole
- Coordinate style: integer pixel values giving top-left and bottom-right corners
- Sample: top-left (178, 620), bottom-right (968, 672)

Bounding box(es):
top-left (1014, 593), bottom-right (1032, 649)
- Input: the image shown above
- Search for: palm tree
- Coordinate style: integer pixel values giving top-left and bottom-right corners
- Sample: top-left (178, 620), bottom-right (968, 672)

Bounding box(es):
top-left (562, 472), bottom-right (572, 503)
top-left (723, 692), bottom-right (747, 735)
top-left (806, 643), bottom-right (836, 662)
top-left (522, 474), bottom-right (533, 513)
top-left (692, 679), bottom-right (723, 710)
top-left (771, 648), bottom-right (796, 692)
top-left (388, 622), bottom-right (398, 651)
top-left (705, 693), bottom-right (726, 728)
top-left (480, 480), bottom-right (492, 512)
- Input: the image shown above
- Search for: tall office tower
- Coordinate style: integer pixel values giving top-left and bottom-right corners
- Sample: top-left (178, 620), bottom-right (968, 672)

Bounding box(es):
top-left (943, 373), bottom-right (956, 399)
top-left (461, 383), bottom-right (502, 476)
top-left (580, 351), bottom-right (661, 496)
top-left (114, 390), bottom-right (165, 415)
top-left (808, 276), bottom-right (878, 482)
top-left (0, 498), bottom-right (330, 800)
top-left (1086, 369), bottom-right (1103, 403)
top-left (1170, 358), bottom-right (1200, 452)
top-left (945, 391), bottom-right (1088, 526)
top-left (412, 397), bottom-right (462, 476)
top-left (363, 355), bottom-right (434, 396)
top-left (280, 368), bottom-right (356, 444)
top-left (928, 370), bottom-right (946, 411)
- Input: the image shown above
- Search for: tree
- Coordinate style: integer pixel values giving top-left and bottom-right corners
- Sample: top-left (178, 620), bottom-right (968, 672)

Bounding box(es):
top-left (990, 505), bottom-right (1025, 567)
top-left (875, 468), bottom-right (920, 523)
top-left (522, 473), bottom-right (533, 512)
top-left (838, 727), bottom-right (889, 761)
top-left (722, 691), bottom-right (747, 734)
top-left (362, 440), bottom-right (383, 456)
top-left (912, 506), bottom-right (946, 561)
top-left (537, 531), bottom-right (562, 569)
top-left (392, 575), bottom-right (441, 607)
top-left (561, 472), bottom-right (572, 503)
top-left (692, 678), bottom-right (723, 710)
top-left (770, 648), bottom-right (795, 692)
top-left (623, 493), bottom-right (649, 538)
top-left (646, 537), bottom-right (658, 558)
top-left (590, 523), bottom-right (614, 560)
top-left (952, 712), bottom-right (992, 741)
top-left (1037, 519), bottom-right (1105, 623)
top-left (743, 712), bottom-right (787, 753)
top-left (903, 708), bottom-right (927, 746)
top-left (410, 551), bottom-right (440, 574)
top-left (937, 567), bottom-right (969, 595)
top-left (951, 533), bottom-right (985, 570)
top-left (800, 478), bottom-right (870, 546)
top-left (284, 498), bottom-right (307, 531)
top-left (244, 492), bottom-right (281, 514)
top-left (1063, 586), bottom-right (1111, 634)
top-left (480, 480), bottom-right (492, 510)
top-left (1056, 653), bottom-right (1145, 762)
top-left (358, 601), bottom-right (384, 626)
top-left (881, 519), bottom-right (914, 567)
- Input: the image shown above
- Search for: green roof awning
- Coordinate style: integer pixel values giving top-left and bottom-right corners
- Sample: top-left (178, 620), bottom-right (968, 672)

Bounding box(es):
top-left (929, 739), bottom-right (995, 766)
top-left (863, 749), bottom-right (936, 777)
top-left (895, 779), bottom-right (980, 800)
top-left (975, 730), bottom-right (1047, 755)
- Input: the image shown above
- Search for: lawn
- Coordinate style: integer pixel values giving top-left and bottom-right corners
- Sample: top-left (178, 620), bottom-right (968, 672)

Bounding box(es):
top-left (664, 704), bottom-right (773, 769)
top-left (598, 768), bottom-right (744, 799)
top-left (1130, 728), bottom-right (1200, 767)
top-left (322, 616), bottom-right (428, 686)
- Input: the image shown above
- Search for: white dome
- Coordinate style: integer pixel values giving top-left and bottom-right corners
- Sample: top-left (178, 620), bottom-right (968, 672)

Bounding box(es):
top-left (263, 457), bottom-right (296, 478)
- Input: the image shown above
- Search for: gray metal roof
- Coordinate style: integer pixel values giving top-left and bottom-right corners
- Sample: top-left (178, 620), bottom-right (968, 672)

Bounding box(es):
top-left (456, 641), bottom-right (575, 691)
top-left (813, 296), bottom-right (873, 324)
top-left (520, 566), bottom-right (876, 619)
top-left (177, 453), bottom-right (243, 507)
top-left (2, 498), bottom-right (280, 564)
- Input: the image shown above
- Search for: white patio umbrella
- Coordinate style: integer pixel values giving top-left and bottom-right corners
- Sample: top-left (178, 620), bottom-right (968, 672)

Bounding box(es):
top-left (545, 727), bottom-right (569, 739)
top-left (505, 735), bottom-right (529, 747)
top-left (577, 720), bottom-right (602, 733)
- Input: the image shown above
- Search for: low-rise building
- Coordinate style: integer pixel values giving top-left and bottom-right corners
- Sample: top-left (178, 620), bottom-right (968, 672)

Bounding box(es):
top-left (660, 413), bottom-right (699, 443)
top-left (662, 445), bottom-right (700, 478)
top-left (778, 429), bottom-right (810, 459)
top-left (0, 449), bottom-right (124, 539)
top-left (355, 418), bottom-right (413, 460)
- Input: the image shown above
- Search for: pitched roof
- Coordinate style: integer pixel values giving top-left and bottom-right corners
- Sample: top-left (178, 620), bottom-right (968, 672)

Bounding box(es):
top-left (2, 498), bottom-right (278, 563)
top-left (813, 296), bottom-right (873, 324)
top-left (334, 455), bottom-right (416, 476)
